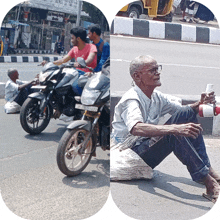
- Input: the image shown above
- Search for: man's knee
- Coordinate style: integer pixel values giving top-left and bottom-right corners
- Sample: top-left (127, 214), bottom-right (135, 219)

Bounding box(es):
top-left (168, 106), bottom-right (198, 125)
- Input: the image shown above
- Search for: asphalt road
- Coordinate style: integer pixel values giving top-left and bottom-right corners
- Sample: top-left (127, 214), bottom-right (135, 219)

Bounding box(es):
top-left (111, 136), bottom-right (220, 220)
top-left (0, 99), bottom-right (110, 220)
top-left (0, 63), bottom-right (42, 83)
top-left (1, 36), bottom-right (220, 220)
top-left (110, 35), bottom-right (220, 96)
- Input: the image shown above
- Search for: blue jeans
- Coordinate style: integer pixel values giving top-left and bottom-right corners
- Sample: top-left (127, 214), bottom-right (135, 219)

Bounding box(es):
top-left (132, 106), bottom-right (210, 182)
top-left (14, 85), bottom-right (32, 106)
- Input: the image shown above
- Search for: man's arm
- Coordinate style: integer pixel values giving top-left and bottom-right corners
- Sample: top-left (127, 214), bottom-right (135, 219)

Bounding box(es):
top-left (18, 79), bottom-right (36, 90)
top-left (53, 54), bottom-right (72, 66)
top-left (41, 54), bottom-right (72, 66)
top-left (73, 52), bottom-right (96, 69)
top-left (85, 52), bottom-right (96, 66)
top-left (131, 122), bottom-right (203, 139)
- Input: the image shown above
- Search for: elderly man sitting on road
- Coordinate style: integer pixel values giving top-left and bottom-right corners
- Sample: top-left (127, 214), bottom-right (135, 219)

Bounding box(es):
top-left (111, 55), bottom-right (220, 203)
top-left (4, 68), bottom-right (38, 114)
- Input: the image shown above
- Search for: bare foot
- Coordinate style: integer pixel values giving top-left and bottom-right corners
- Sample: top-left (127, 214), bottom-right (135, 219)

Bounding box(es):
top-left (209, 167), bottom-right (220, 184)
top-left (203, 174), bottom-right (220, 203)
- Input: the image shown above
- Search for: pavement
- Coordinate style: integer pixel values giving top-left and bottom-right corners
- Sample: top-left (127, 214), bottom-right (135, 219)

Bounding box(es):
top-left (1, 11), bottom-right (219, 220)
top-left (111, 135), bottom-right (220, 220)
top-left (157, 13), bottom-right (219, 29)
top-left (127, 11), bottom-right (219, 28)
top-left (0, 98), bottom-right (110, 220)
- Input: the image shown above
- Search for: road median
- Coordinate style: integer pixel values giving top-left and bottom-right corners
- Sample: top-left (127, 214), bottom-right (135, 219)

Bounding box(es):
top-left (112, 17), bottom-right (220, 45)
top-left (0, 55), bottom-right (62, 63)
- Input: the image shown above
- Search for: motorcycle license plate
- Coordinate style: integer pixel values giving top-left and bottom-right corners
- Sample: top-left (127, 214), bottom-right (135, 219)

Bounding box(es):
top-left (31, 85), bottom-right (46, 90)
top-left (75, 104), bottom-right (98, 112)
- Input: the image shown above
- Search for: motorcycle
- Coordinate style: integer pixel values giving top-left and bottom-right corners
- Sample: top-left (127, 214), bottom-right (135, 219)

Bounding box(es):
top-left (56, 60), bottom-right (110, 177)
top-left (20, 58), bottom-right (89, 135)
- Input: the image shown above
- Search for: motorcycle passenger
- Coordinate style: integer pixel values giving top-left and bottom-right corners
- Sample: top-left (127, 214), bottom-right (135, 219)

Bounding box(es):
top-left (88, 24), bottom-right (110, 73)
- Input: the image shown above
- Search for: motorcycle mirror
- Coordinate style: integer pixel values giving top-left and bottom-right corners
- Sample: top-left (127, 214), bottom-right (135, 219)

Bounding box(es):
top-left (77, 57), bottom-right (86, 68)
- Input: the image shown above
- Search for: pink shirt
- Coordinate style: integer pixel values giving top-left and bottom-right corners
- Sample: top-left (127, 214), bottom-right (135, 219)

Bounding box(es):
top-left (68, 44), bottom-right (97, 72)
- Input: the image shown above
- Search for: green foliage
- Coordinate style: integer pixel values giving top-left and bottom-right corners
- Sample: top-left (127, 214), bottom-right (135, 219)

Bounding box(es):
top-left (82, 2), bottom-right (109, 31)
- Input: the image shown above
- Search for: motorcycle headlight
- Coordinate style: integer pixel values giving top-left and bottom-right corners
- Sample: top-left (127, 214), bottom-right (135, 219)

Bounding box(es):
top-left (81, 89), bottom-right (100, 105)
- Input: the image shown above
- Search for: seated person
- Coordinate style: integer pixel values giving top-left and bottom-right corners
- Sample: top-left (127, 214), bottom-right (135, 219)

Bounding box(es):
top-left (111, 55), bottom-right (220, 203)
top-left (4, 68), bottom-right (38, 114)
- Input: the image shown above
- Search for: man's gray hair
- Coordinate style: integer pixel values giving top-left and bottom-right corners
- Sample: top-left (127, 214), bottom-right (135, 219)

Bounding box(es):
top-left (130, 55), bottom-right (155, 76)
top-left (7, 68), bottom-right (18, 78)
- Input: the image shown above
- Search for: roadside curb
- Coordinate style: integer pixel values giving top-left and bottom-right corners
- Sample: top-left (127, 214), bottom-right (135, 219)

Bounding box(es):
top-left (112, 17), bottom-right (220, 44)
top-left (110, 92), bottom-right (220, 136)
top-left (0, 55), bottom-right (62, 63)
top-left (14, 49), bottom-right (53, 54)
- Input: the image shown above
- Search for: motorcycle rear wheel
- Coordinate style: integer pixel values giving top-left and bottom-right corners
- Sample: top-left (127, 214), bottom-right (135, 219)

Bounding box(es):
top-left (57, 128), bottom-right (95, 177)
top-left (20, 98), bottom-right (52, 135)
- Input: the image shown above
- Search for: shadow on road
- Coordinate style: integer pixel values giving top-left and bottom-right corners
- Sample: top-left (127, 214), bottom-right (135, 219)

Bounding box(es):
top-left (24, 124), bottom-right (68, 142)
top-left (61, 158), bottom-right (110, 189)
top-left (113, 170), bottom-right (210, 211)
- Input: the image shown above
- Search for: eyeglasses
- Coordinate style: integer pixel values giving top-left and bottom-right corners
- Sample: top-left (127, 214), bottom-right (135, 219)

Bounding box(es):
top-left (145, 65), bottom-right (162, 75)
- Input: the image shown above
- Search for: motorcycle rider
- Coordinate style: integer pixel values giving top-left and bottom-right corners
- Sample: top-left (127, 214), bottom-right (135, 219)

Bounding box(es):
top-left (41, 27), bottom-right (97, 72)
top-left (41, 27), bottom-right (97, 119)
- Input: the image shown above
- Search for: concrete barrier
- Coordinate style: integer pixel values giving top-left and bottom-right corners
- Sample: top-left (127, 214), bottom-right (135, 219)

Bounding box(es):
top-left (112, 17), bottom-right (220, 45)
top-left (111, 92), bottom-right (220, 136)
top-left (0, 56), bottom-right (62, 63)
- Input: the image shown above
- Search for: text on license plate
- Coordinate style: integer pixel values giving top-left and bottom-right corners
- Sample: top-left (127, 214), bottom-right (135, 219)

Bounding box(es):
top-left (75, 104), bottom-right (98, 112)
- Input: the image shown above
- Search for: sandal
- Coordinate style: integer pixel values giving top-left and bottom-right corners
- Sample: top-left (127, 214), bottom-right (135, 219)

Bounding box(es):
top-left (202, 193), bottom-right (218, 203)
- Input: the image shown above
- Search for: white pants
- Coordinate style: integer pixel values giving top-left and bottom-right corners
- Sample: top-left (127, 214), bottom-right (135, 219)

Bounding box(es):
top-left (4, 101), bottom-right (21, 114)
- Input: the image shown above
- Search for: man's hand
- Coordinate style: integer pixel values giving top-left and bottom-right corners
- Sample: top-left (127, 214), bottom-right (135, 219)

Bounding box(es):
top-left (190, 91), bottom-right (216, 112)
top-left (74, 62), bottom-right (81, 68)
top-left (173, 123), bottom-right (203, 139)
top-left (200, 91), bottom-right (216, 105)
top-left (31, 78), bottom-right (39, 85)
top-left (84, 72), bottom-right (93, 77)
top-left (40, 60), bottom-right (47, 66)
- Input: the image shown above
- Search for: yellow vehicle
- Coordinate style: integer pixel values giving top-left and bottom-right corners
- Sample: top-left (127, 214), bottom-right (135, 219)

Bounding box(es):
top-left (117, 0), bottom-right (174, 21)
top-left (0, 36), bottom-right (3, 56)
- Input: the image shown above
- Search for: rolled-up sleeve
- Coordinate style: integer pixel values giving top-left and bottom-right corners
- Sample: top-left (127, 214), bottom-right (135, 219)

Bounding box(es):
top-left (121, 99), bottom-right (144, 132)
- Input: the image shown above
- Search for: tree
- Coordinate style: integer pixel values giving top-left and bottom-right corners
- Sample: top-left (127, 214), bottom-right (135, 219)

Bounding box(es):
top-left (82, 2), bottom-right (109, 31)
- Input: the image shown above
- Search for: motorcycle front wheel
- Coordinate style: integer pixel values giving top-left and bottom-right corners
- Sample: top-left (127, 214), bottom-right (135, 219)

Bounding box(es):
top-left (57, 128), bottom-right (95, 177)
top-left (20, 98), bottom-right (52, 135)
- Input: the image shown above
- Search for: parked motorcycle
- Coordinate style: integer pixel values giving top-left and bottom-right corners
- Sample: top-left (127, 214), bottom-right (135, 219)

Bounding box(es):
top-left (56, 61), bottom-right (110, 177)
top-left (20, 58), bottom-right (88, 135)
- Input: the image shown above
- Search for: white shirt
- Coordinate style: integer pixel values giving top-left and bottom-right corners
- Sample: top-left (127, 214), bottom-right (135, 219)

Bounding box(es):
top-left (5, 79), bottom-right (25, 102)
top-left (111, 85), bottom-right (182, 143)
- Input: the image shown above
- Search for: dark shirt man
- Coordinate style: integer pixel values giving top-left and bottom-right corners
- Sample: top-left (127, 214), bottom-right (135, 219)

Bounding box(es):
top-left (88, 24), bottom-right (110, 72)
